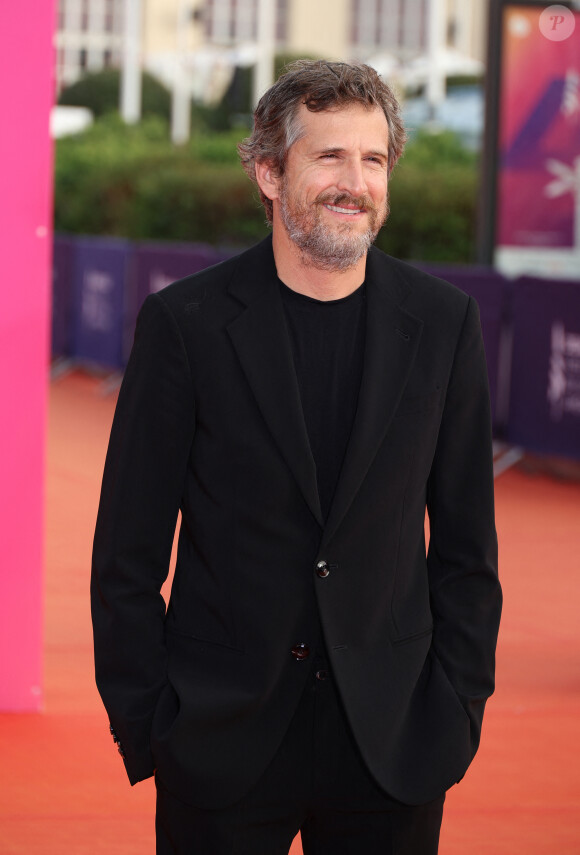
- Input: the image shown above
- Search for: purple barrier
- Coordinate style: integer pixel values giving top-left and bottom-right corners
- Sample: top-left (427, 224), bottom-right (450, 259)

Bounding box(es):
top-left (126, 242), bottom-right (222, 360)
top-left (71, 237), bottom-right (133, 370)
top-left (508, 276), bottom-right (580, 460)
top-left (414, 264), bottom-right (508, 426)
top-left (51, 236), bottom-right (75, 358)
top-left (133, 241), bottom-right (221, 303)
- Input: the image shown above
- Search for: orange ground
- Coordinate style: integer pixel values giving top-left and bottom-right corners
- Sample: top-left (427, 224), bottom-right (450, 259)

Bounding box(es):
top-left (0, 370), bottom-right (579, 853)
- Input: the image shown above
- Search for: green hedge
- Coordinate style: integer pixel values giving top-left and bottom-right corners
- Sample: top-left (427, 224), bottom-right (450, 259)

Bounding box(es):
top-left (58, 69), bottom-right (173, 121)
top-left (378, 131), bottom-right (478, 262)
top-left (54, 116), bottom-right (479, 262)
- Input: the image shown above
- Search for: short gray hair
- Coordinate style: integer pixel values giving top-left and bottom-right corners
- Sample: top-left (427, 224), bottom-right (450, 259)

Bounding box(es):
top-left (238, 60), bottom-right (407, 223)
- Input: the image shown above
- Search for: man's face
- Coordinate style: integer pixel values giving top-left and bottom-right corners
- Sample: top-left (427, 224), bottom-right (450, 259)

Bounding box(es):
top-left (276, 103), bottom-right (390, 271)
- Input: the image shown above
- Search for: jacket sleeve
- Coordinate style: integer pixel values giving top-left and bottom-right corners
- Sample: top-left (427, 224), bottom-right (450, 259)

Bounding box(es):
top-left (426, 296), bottom-right (502, 759)
top-left (90, 292), bottom-right (195, 784)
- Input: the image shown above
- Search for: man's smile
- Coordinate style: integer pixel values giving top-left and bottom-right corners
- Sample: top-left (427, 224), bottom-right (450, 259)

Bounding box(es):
top-left (315, 191), bottom-right (377, 223)
top-left (323, 203), bottom-right (365, 215)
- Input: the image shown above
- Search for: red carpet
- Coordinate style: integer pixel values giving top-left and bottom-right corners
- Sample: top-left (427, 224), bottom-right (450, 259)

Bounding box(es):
top-left (0, 371), bottom-right (578, 853)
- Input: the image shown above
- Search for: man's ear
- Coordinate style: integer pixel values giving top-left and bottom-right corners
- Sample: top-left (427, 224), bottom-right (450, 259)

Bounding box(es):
top-left (255, 160), bottom-right (281, 202)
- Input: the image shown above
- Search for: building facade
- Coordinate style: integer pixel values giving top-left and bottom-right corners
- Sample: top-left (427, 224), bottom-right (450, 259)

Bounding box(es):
top-left (55, 0), bottom-right (487, 97)
top-left (55, 0), bottom-right (124, 92)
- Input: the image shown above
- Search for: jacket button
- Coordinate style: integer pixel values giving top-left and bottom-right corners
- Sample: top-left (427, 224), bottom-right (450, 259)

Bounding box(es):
top-left (291, 643), bottom-right (310, 660)
top-left (316, 560), bottom-right (330, 578)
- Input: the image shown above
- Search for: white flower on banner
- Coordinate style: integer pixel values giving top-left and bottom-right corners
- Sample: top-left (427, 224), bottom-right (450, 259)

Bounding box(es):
top-left (544, 156), bottom-right (580, 249)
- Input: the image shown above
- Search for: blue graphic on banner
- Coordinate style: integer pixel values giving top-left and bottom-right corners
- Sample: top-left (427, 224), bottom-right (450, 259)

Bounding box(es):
top-left (71, 237), bottom-right (132, 370)
top-left (502, 78), bottom-right (569, 168)
top-left (508, 276), bottom-right (580, 459)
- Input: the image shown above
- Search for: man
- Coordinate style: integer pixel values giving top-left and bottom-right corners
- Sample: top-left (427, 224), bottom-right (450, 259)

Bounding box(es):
top-left (91, 61), bottom-right (501, 854)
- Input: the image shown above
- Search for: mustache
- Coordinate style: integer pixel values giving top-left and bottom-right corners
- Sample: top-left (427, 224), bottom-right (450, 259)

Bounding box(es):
top-left (315, 192), bottom-right (377, 213)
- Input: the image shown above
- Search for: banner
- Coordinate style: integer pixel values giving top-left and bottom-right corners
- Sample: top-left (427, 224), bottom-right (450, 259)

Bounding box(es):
top-left (71, 237), bottom-right (132, 370)
top-left (495, 4), bottom-right (580, 278)
top-left (415, 264), bottom-right (507, 425)
top-left (508, 275), bottom-right (580, 458)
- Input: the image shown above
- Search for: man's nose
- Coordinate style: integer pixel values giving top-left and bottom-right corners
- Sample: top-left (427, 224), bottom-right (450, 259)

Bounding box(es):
top-left (336, 158), bottom-right (367, 198)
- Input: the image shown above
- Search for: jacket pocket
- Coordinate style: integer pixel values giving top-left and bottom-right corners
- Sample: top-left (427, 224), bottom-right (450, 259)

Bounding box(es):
top-left (392, 624), bottom-right (433, 646)
top-left (166, 625), bottom-right (245, 654)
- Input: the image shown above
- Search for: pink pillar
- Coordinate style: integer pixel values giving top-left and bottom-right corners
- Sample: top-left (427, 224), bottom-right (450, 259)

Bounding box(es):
top-left (0, 2), bottom-right (55, 709)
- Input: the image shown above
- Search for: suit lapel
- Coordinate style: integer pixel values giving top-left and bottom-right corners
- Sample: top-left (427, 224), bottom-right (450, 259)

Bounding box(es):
top-left (226, 240), bottom-right (424, 539)
top-left (321, 251), bottom-right (424, 548)
top-left (227, 239), bottom-right (324, 528)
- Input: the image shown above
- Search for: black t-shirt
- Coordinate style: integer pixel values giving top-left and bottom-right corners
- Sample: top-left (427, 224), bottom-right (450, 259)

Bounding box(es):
top-left (279, 279), bottom-right (366, 522)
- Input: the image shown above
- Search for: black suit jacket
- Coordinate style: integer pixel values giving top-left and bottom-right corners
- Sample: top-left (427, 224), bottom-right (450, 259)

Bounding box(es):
top-left (91, 236), bottom-right (501, 808)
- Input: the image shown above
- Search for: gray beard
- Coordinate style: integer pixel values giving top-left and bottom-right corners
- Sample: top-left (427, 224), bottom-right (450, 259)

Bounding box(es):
top-left (279, 189), bottom-right (385, 272)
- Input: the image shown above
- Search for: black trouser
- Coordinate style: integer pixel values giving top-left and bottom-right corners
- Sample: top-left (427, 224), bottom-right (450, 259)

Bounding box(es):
top-left (155, 654), bottom-right (445, 855)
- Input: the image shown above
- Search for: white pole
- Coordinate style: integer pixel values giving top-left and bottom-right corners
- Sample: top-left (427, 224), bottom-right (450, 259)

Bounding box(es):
top-left (171, 0), bottom-right (191, 145)
top-left (459, 0), bottom-right (473, 57)
top-left (62, 0), bottom-right (82, 88)
top-left (426, 0), bottom-right (446, 118)
top-left (87, 0), bottom-right (106, 72)
top-left (253, 0), bottom-right (276, 108)
top-left (120, 0), bottom-right (142, 123)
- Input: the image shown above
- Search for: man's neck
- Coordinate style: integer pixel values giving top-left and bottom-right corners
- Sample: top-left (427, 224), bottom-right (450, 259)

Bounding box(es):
top-left (271, 225), bottom-right (367, 302)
